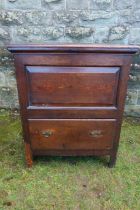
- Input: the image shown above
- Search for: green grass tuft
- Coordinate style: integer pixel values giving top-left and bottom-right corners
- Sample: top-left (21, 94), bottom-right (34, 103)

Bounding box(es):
top-left (0, 110), bottom-right (140, 210)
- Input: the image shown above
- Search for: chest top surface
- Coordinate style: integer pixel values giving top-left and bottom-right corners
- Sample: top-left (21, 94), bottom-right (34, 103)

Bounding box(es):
top-left (7, 43), bottom-right (139, 54)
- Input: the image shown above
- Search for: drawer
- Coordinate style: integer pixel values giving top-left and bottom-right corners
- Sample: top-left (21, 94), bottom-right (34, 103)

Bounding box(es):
top-left (26, 66), bottom-right (120, 107)
top-left (28, 119), bottom-right (116, 151)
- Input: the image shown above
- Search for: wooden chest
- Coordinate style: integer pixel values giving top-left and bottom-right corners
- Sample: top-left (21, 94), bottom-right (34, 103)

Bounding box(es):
top-left (8, 44), bottom-right (139, 167)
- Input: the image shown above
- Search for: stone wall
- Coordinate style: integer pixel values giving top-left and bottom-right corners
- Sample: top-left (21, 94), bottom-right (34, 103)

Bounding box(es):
top-left (0, 0), bottom-right (140, 117)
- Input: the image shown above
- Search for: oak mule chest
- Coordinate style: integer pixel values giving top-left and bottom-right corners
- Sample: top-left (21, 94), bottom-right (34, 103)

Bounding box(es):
top-left (8, 44), bottom-right (139, 167)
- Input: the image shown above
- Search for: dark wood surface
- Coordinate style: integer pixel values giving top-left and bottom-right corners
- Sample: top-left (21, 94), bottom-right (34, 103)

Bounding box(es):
top-left (8, 43), bottom-right (139, 54)
top-left (26, 66), bottom-right (119, 106)
top-left (7, 44), bottom-right (139, 167)
top-left (29, 119), bottom-right (116, 150)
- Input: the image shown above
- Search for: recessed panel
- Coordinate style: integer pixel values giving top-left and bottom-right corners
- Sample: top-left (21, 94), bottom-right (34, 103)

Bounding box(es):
top-left (26, 66), bottom-right (120, 107)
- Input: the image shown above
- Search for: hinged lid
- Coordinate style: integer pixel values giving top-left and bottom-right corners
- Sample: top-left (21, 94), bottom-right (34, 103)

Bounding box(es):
top-left (7, 44), bottom-right (140, 54)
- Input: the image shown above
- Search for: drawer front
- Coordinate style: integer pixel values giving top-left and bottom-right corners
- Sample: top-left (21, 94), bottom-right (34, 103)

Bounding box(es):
top-left (26, 66), bottom-right (120, 107)
top-left (28, 119), bottom-right (116, 150)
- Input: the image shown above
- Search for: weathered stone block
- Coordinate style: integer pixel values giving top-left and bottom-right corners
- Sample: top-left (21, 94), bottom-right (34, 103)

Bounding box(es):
top-left (0, 52), bottom-right (14, 68)
top-left (12, 26), bottom-right (42, 43)
top-left (42, 27), bottom-right (64, 40)
top-left (132, 53), bottom-right (140, 66)
top-left (0, 1), bottom-right (5, 9)
top-left (137, 90), bottom-right (140, 105)
top-left (124, 105), bottom-right (140, 117)
top-left (0, 69), bottom-right (16, 88)
top-left (129, 28), bottom-right (140, 44)
top-left (135, 0), bottom-right (140, 9)
top-left (0, 72), bottom-right (6, 87)
top-left (0, 10), bottom-right (24, 25)
top-left (24, 11), bottom-right (53, 26)
top-left (128, 82), bottom-right (140, 90)
top-left (66, 0), bottom-right (89, 10)
top-left (65, 27), bottom-right (94, 43)
top-left (12, 26), bottom-right (64, 43)
top-left (119, 9), bottom-right (140, 26)
top-left (0, 86), bottom-right (18, 108)
top-left (42, 0), bottom-right (65, 10)
top-left (129, 70), bottom-right (140, 83)
top-left (80, 10), bottom-right (114, 21)
top-left (53, 10), bottom-right (79, 26)
top-left (65, 27), bottom-right (93, 39)
top-left (90, 0), bottom-right (112, 11)
top-left (80, 11), bottom-right (118, 26)
top-left (5, 71), bottom-right (16, 88)
top-left (0, 64), bottom-right (17, 108)
top-left (0, 48), bottom-right (14, 69)
top-left (5, 0), bottom-right (41, 9)
top-left (0, 27), bottom-right (10, 46)
top-left (93, 27), bottom-right (109, 43)
top-left (0, 10), bottom-right (53, 26)
top-left (109, 25), bottom-right (128, 41)
top-left (126, 89), bottom-right (138, 105)
top-left (0, 27), bottom-right (9, 40)
top-left (128, 64), bottom-right (140, 90)
top-left (132, 10), bottom-right (140, 24)
top-left (114, 0), bottom-right (133, 10)
top-left (118, 9), bottom-right (132, 25)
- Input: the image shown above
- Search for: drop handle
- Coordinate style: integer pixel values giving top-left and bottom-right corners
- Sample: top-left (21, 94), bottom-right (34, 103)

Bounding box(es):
top-left (41, 130), bottom-right (53, 138)
top-left (89, 130), bottom-right (103, 138)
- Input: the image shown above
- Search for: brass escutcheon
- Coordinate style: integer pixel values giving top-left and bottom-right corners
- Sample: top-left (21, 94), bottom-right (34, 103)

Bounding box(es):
top-left (41, 130), bottom-right (53, 138)
top-left (89, 130), bottom-right (103, 138)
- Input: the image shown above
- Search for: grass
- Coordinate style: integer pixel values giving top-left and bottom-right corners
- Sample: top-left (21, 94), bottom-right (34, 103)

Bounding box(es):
top-left (0, 109), bottom-right (140, 210)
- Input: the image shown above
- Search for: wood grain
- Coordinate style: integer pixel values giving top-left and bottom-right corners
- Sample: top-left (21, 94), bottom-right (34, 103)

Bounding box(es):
top-left (7, 44), bottom-right (139, 167)
top-left (29, 119), bottom-right (116, 151)
top-left (26, 66), bottom-right (120, 106)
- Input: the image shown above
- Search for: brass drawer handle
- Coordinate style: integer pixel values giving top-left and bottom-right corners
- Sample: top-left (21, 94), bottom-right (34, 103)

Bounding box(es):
top-left (41, 130), bottom-right (53, 138)
top-left (89, 130), bottom-right (103, 138)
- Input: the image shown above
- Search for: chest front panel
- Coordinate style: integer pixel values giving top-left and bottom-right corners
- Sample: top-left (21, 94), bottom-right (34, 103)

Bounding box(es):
top-left (26, 66), bottom-right (120, 107)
